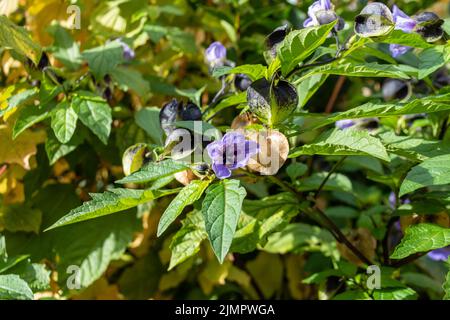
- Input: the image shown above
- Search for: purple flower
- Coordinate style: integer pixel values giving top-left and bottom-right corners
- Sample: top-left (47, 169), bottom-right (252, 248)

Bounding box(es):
top-left (303, 0), bottom-right (342, 30)
top-left (388, 191), bottom-right (411, 209)
top-left (335, 119), bottom-right (356, 130)
top-left (389, 6), bottom-right (417, 58)
top-left (205, 41), bottom-right (227, 66)
top-left (206, 132), bottom-right (259, 179)
top-left (427, 246), bottom-right (450, 262)
top-left (117, 39), bottom-right (135, 61)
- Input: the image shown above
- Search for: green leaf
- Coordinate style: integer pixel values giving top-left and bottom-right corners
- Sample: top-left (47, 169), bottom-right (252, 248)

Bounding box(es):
top-left (299, 61), bottom-right (413, 80)
top-left (203, 92), bottom-right (247, 118)
top-left (400, 155), bottom-right (450, 196)
top-left (45, 129), bottom-right (84, 165)
top-left (202, 179), bottom-right (246, 263)
top-left (372, 287), bottom-right (417, 300)
top-left (379, 29), bottom-right (433, 49)
top-left (0, 15), bottom-right (42, 64)
top-left (0, 88), bottom-right (38, 117)
top-left (390, 223), bottom-right (450, 260)
top-left (0, 204), bottom-right (42, 234)
top-left (263, 223), bottom-right (333, 254)
top-left (118, 250), bottom-right (163, 299)
top-left (4, 184), bottom-right (140, 290)
top-left (297, 172), bottom-right (353, 193)
top-left (0, 274), bottom-right (33, 300)
top-left (134, 107), bottom-right (164, 146)
top-left (47, 23), bottom-right (82, 70)
top-left (379, 131), bottom-right (450, 162)
top-left (0, 255), bottom-right (29, 274)
top-left (45, 188), bottom-right (178, 230)
top-left (13, 106), bottom-right (50, 139)
top-left (212, 64), bottom-right (267, 81)
top-left (232, 193), bottom-right (300, 253)
top-left (116, 159), bottom-right (188, 184)
top-left (293, 93), bottom-right (450, 134)
top-left (157, 180), bottom-right (211, 236)
top-left (175, 86), bottom-right (206, 107)
top-left (110, 66), bottom-right (150, 96)
top-left (50, 100), bottom-right (78, 144)
top-left (72, 92), bottom-right (112, 144)
top-left (9, 262), bottom-right (51, 292)
top-left (296, 74), bottom-right (329, 109)
top-left (39, 74), bottom-right (63, 106)
top-left (289, 128), bottom-right (390, 162)
top-left (286, 162), bottom-right (308, 181)
top-left (444, 260), bottom-right (450, 300)
top-left (169, 210), bottom-right (207, 270)
top-left (81, 41), bottom-right (124, 78)
top-left (417, 45), bottom-right (447, 80)
top-left (278, 21), bottom-right (337, 76)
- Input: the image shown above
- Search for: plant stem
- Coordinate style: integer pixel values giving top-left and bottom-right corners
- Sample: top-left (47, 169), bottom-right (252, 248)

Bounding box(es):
top-left (325, 75), bottom-right (346, 113)
top-left (285, 57), bottom-right (337, 79)
top-left (265, 172), bottom-right (372, 266)
top-left (308, 205), bottom-right (373, 265)
top-left (390, 252), bottom-right (426, 268)
top-left (314, 156), bottom-right (347, 199)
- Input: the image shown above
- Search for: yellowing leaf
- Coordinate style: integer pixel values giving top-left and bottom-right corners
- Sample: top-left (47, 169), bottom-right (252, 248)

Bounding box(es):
top-left (26, 0), bottom-right (72, 46)
top-left (0, 15), bottom-right (42, 64)
top-left (0, 125), bottom-right (45, 169)
top-left (198, 257), bottom-right (232, 295)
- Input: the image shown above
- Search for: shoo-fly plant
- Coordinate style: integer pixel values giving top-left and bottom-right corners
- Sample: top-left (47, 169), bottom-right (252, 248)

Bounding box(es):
top-left (1, 0), bottom-right (450, 300)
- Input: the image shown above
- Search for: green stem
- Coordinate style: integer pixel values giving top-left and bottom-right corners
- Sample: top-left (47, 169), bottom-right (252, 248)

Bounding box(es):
top-left (314, 156), bottom-right (347, 199)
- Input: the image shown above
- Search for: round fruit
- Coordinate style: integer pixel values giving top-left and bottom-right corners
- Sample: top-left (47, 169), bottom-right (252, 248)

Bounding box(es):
top-left (122, 143), bottom-right (152, 176)
top-left (181, 102), bottom-right (202, 121)
top-left (174, 169), bottom-right (197, 186)
top-left (246, 129), bottom-right (289, 175)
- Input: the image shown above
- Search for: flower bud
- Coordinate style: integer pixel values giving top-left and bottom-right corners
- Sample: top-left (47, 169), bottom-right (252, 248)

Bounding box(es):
top-left (246, 129), bottom-right (289, 176)
top-left (354, 2), bottom-right (394, 38)
top-left (413, 12), bottom-right (444, 42)
top-left (247, 78), bottom-right (298, 126)
top-left (205, 41), bottom-right (227, 67)
top-left (122, 143), bottom-right (152, 176)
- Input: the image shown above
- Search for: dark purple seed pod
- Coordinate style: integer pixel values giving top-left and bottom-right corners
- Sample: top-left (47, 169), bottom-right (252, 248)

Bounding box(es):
top-left (413, 12), bottom-right (444, 42)
top-left (37, 52), bottom-right (50, 71)
top-left (103, 87), bottom-right (113, 102)
top-left (160, 99), bottom-right (182, 135)
top-left (181, 102), bottom-right (202, 121)
top-left (264, 25), bottom-right (289, 62)
top-left (234, 74), bottom-right (252, 92)
top-left (433, 68), bottom-right (450, 89)
top-left (354, 2), bottom-right (394, 38)
top-left (247, 78), bottom-right (298, 126)
top-left (382, 79), bottom-right (411, 101)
